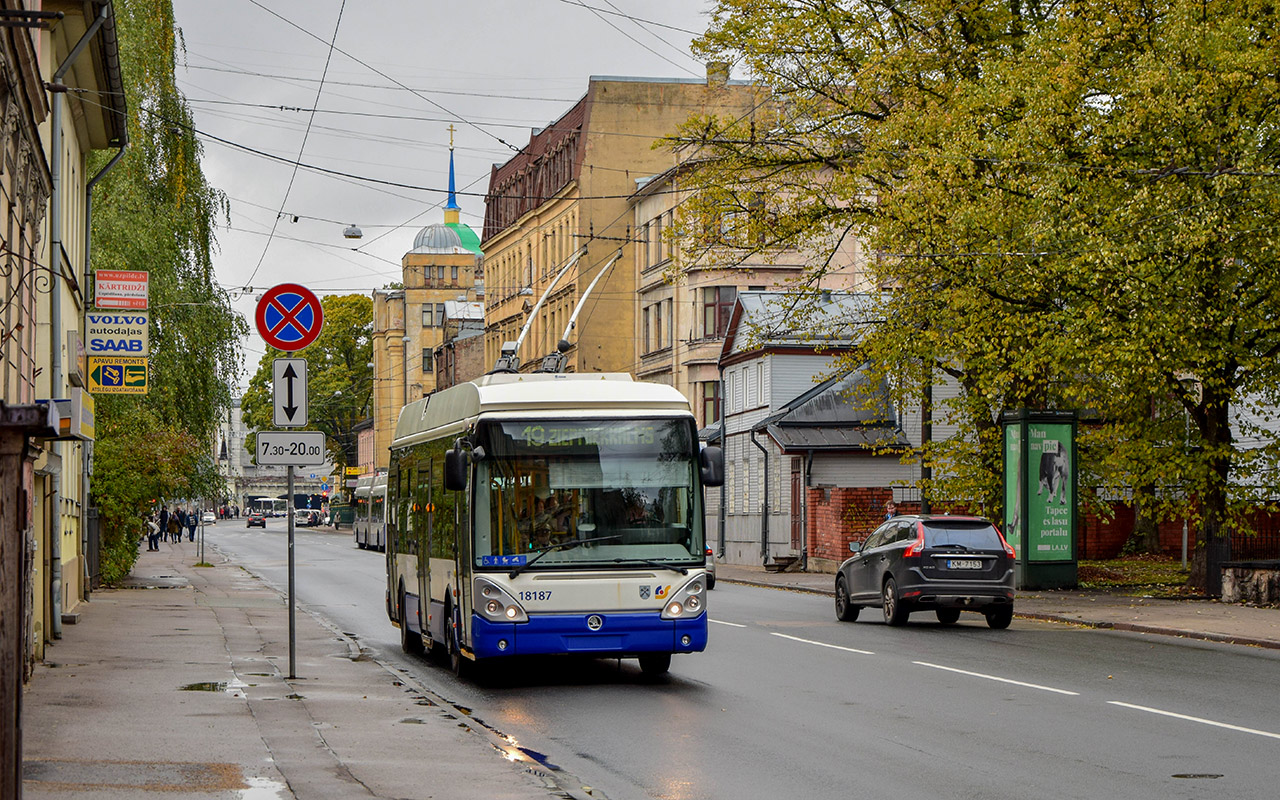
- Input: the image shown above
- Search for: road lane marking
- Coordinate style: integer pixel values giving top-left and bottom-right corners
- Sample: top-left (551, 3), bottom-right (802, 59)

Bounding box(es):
top-left (771, 632), bottom-right (873, 655)
top-left (1107, 701), bottom-right (1280, 740)
top-left (710, 619), bottom-right (747, 628)
top-left (913, 661), bottom-right (1079, 695)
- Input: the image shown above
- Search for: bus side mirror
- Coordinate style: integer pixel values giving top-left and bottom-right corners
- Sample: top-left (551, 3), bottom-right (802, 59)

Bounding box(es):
top-left (700, 445), bottom-right (724, 487)
top-left (444, 447), bottom-right (468, 492)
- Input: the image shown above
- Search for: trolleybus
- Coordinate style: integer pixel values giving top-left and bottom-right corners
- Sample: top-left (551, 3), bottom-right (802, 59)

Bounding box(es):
top-left (352, 475), bottom-right (373, 546)
top-left (386, 372), bottom-right (723, 677)
top-left (355, 472), bottom-right (387, 551)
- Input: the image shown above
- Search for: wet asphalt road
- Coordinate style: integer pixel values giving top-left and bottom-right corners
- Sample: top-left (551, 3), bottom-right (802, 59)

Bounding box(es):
top-left (208, 520), bottom-right (1280, 800)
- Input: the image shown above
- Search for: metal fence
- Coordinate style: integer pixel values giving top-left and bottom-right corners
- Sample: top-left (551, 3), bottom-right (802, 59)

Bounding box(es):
top-left (1230, 515), bottom-right (1280, 561)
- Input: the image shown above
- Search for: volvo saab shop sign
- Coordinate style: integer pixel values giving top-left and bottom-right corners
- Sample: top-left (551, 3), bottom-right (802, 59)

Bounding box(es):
top-left (85, 312), bottom-right (149, 356)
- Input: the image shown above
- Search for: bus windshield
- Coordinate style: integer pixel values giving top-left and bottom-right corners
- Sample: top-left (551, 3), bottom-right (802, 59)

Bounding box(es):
top-left (473, 418), bottom-right (704, 570)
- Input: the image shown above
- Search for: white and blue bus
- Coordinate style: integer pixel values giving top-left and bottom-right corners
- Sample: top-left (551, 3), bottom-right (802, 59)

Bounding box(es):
top-left (355, 472), bottom-right (387, 551)
top-left (386, 372), bottom-right (723, 677)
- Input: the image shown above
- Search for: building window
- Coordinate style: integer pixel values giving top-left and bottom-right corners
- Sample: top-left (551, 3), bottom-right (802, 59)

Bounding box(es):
top-left (422, 348), bottom-right (433, 373)
top-left (451, 266), bottom-right (459, 282)
top-left (702, 286), bottom-right (737, 338)
top-left (435, 303), bottom-right (445, 328)
top-left (653, 214), bottom-right (664, 263)
top-left (422, 305), bottom-right (432, 327)
top-left (702, 381), bottom-right (721, 426)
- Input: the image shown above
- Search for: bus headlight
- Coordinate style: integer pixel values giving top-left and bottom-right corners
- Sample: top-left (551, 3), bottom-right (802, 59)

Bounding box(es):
top-left (474, 577), bottom-right (528, 623)
top-left (660, 575), bottom-right (708, 620)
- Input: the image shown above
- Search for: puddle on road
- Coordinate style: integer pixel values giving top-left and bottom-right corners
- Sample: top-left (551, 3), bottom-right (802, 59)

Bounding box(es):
top-left (239, 775), bottom-right (289, 799)
top-left (180, 677), bottom-right (248, 698)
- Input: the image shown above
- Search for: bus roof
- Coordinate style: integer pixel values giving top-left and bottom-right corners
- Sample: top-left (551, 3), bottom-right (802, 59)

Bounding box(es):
top-left (393, 373), bottom-right (692, 448)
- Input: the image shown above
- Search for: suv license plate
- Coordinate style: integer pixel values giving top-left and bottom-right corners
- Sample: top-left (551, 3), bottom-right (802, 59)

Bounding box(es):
top-left (947, 559), bottom-right (982, 570)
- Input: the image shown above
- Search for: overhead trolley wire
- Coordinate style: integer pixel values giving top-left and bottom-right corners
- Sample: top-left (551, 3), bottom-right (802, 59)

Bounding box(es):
top-left (243, 0), bottom-right (347, 288)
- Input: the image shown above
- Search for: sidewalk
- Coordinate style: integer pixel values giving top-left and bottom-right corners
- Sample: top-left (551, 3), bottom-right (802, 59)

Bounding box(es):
top-left (716, 564), bottom-right (1280, 650)
top-left (21, 539), bottom-right (563, 800)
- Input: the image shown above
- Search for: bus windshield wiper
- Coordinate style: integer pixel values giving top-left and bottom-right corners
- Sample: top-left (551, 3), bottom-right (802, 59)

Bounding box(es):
top-left (610, 558), bottom-right (689, 576)
top-left (508, 535), bottom-right (621, 578)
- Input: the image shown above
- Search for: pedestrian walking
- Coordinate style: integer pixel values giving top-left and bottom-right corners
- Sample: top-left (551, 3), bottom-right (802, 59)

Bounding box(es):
top-left (188, 508), bottom-right (198, 542)
top-left (167, 507), bottom-right (182, 542)
top-left (159, 505), bottom-right (170, 545)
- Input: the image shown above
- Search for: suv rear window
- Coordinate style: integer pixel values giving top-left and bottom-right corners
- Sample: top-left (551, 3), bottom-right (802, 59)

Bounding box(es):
top-left (923, 521), bottom-right (1004, 550)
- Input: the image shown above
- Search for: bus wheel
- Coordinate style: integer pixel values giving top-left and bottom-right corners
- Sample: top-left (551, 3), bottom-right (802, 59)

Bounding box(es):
top-left (399, 588), bottom-right (424, 655)
top-left (638, 653), bottom-right (671, 676)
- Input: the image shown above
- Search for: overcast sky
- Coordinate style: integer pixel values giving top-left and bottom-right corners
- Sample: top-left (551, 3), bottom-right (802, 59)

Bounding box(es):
top-left (169, 0), bottom-right (718, 386)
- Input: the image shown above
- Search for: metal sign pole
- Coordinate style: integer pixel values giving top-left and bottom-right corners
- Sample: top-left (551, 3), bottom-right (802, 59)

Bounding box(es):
top-left (287, 465), bottom-right (297, 679)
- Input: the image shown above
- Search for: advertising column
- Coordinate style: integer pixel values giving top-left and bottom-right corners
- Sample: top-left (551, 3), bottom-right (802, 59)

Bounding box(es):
top-left (1002, 410), bottom-right (1078, 589)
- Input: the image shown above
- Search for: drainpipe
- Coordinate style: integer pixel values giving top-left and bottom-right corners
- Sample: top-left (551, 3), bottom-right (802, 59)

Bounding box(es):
top-left (81, 143), bottom-right (128, 597)
top-left (717, 365), bottom-right (726, 559)
top-left (46, 3), bottom-right (111, 639)
top-left (750, 428), bottom-right (769, 564)
top-left (802, 449), bottom-right (814, 571)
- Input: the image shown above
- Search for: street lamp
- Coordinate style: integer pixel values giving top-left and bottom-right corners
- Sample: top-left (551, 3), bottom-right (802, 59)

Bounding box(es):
top-left (343, 223), bottom-right (363, 239)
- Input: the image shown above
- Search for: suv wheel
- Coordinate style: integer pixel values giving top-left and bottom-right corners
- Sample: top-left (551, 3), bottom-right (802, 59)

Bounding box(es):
top-left (882, 576), bottom-right (909, 626)
top-left (835, 577), bottom-right (860, 622)
top-left (985, 605), bottom-right (1013, 630)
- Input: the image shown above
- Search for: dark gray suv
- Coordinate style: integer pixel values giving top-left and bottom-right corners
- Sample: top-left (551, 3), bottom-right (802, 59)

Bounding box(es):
top-left (834, 515), bottom-right (1016, 629)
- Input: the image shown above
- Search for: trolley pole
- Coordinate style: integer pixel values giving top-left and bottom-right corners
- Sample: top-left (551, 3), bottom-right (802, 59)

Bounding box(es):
top-left (287, 465), bottom-right (297, 679)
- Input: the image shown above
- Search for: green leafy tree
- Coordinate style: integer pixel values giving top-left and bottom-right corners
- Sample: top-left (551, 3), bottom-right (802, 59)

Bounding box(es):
top-left (241, 294), bottom-right (373, 471)
top-left (88, 0), bottom-right (245, 581)
top-left (684, 0), bottom-right (1280, 589)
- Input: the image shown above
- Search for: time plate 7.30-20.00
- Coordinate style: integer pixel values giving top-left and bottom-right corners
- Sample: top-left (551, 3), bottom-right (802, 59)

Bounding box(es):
top-left (256, 431), bottom-right (326, 466)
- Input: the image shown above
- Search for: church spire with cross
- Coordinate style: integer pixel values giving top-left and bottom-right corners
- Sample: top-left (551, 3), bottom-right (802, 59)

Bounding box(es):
top-left (444, 123), bottom-right (461, 223)
top-left (408, 126), bottom-right (482, 257)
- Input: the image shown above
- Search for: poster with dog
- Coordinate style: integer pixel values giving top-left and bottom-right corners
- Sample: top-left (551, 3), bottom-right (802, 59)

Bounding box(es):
top-left (1026, 423), bottom-right (1073, 561)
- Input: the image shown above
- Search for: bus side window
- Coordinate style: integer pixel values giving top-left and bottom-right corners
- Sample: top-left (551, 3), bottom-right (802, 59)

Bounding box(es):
top-left (414, 464), bottom-right (431, 557)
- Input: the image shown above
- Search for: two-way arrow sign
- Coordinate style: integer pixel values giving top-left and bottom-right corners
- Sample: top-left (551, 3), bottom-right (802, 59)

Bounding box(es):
top-left (272, 358), bottom-right (308, 427)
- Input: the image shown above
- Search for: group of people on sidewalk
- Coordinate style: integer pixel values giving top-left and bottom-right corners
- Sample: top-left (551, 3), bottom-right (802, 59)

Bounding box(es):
top-left (145, 504), bottom-right (200, 551)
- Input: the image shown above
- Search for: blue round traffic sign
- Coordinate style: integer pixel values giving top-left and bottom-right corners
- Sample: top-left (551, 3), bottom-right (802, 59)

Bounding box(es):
top-left (256, 283), bottom-right (324, 351)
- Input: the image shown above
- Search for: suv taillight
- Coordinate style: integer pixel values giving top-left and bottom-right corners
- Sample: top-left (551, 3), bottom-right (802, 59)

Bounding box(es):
top-left (1000, 533), bottom-right (1016, 558)
top-left (903, 523), bottom-right (926, 557)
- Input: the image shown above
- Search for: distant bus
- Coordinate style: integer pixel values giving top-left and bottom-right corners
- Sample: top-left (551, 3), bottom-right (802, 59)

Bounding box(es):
top-left (354, 473), bottom-right (387, 551)
top-left (251, 497), bottom-right (287, 517)
top-left (386, 372), bottom-right (722, 677)
top-left (352, 475), bottom-right (373, 547)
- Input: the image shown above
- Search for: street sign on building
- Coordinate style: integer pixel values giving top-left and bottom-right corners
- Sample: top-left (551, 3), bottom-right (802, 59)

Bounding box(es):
top-left (256, 283), bottom-right (324, 352)
top-left (272, 358), bottom-right (307, 427)
top-left (94, 270), bottom-right (149, 310)
top-left (256, 431), bottom-right (326, 466)
top-left (85, 311), bottom-right (149, 356)
top-left (88, 356), bottom-right (148, 394)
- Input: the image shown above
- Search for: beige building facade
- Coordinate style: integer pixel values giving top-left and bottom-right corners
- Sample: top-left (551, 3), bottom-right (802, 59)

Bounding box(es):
top-left (482, 72), bottom-right (765, 375)
top-left (630, 165), bottom-right (869, 431)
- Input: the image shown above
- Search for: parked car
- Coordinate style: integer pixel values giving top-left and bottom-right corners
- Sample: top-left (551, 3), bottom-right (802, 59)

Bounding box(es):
top-left (294, 508), bottom-right (313, 527)
top-left (834, 514), bottom-right (1016, 629)
top-left (246, 512), bottom-right (267, 529)
top-left (201, 511), bottom-right (216, 524)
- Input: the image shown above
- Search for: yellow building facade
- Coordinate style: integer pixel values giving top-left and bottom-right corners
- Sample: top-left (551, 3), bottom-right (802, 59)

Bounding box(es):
top-left (482, 72), bottom-right (764, 375)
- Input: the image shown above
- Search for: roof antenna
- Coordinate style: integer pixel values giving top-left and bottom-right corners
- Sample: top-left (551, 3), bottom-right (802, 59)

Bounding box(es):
top-left (536, 249), bottom-right (623, 373)
top-left (490, 245), bottom-right (588, 373)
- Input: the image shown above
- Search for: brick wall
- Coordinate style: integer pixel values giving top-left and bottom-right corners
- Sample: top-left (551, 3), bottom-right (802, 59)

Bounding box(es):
top-left (804, 485), bottom-right (1280, 572)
